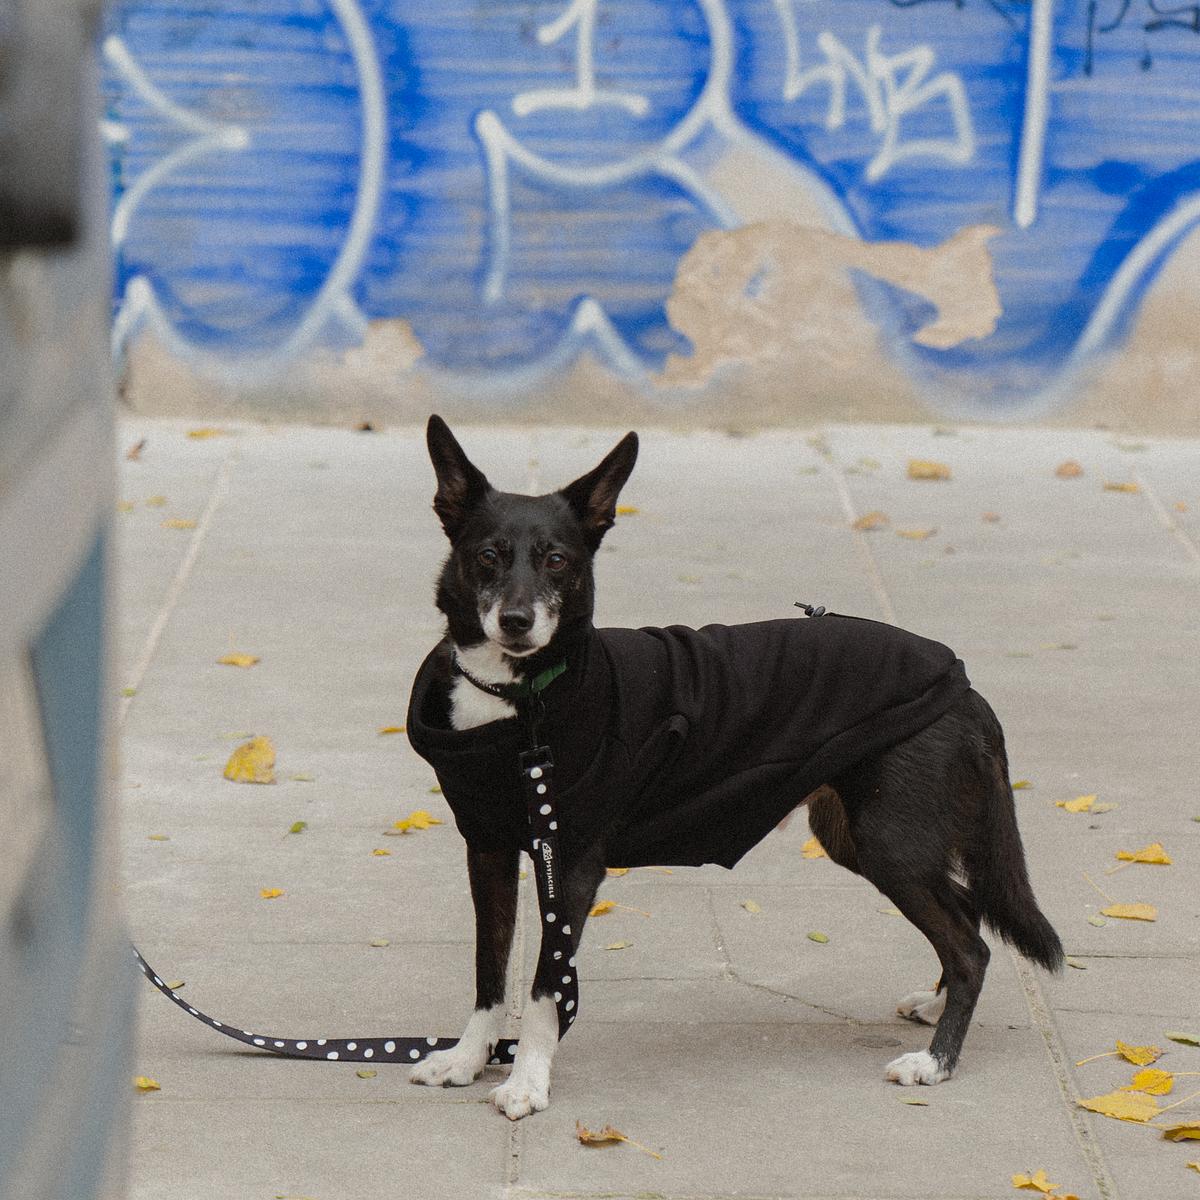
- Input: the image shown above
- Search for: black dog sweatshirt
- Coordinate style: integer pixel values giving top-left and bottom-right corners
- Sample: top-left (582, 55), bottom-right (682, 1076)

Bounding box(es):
top-left (406, 616), bottom-right (970, 871)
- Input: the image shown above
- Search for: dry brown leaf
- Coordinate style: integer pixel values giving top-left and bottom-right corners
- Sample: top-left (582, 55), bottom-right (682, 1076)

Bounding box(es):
top-left (907, 459), bottom-right (952, 481)
top-left (259, 887), bottom-right (284, 899)
top-left (126, 438), bottom-right (147, 461)
top-left (1115, 843), bottom-right (1172, 866)
top-left (1103, 480), bottom-right (1140, 493)
top-left (1124, 1068), bottom-right (1174, 1095)
top-left (1011, 1169), bottom-right (1058, 1193)
top-left (1102, 902), bottom-right (1157, 922)
top-left (982, 511), bottom-right (1002, 523)
top-left (217, 653), bottom-right (260, 668)
top-left (852, 510), bottom-right (889, 531)
top-left (897, 528), bottom-right (937, 540)
top-left (133, 1076), bottom-right (161, 1093)
top-left (1175, 501), bottom-right (1189, 514)
top-left (575, 1120), bottom-right (662, 1159)
top-left (801, 836), bottom-right (827, 859)
top-left (1161, 1121), bottom-right (1200, 1141)
top-left (1055, 460), bottom-right (1083, 478)
top-left (1056, 794), bottom-right (1096, 813)
top-left (223, 736), bottom-right (276, 784)
top-left (1078, 1089), bottom-right (1161, 1122)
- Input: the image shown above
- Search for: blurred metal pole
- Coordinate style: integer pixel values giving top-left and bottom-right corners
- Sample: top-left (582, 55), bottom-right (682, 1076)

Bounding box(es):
top-left (0, 1), bottom-right (132, 1197)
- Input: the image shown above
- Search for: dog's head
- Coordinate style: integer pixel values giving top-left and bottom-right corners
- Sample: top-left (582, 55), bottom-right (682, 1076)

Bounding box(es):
top-left (426, 415), bottom-right (638, 658)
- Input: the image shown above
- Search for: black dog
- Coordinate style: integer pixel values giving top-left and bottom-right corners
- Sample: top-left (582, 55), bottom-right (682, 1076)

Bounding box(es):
top-left (406, 415), bottom-right (1063, 1120)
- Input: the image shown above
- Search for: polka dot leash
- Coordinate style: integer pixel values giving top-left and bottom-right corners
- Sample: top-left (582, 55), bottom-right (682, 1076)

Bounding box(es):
top-left (520, 744), bottom-right (578, 1038)
top-left (132, 946), bottom-right (521, 1065)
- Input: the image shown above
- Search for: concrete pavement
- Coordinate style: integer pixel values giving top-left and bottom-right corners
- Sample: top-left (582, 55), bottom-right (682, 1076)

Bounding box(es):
top-left (115, 418), bottom-right (1200, 1200)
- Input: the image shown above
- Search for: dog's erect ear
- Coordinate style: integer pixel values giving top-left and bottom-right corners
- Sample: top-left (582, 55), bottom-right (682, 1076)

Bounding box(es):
top-left (426, 415), bottom-right (492, 538)
top-left (559, 432), bottom-right (639, 550)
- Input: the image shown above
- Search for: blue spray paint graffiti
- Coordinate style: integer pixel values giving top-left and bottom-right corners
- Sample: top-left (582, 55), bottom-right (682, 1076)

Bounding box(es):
top-left (101, 0), bottom-right (1200, 405)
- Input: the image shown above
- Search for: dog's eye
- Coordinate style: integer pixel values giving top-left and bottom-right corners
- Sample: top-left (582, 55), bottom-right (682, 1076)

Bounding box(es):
top-left (545, 552), bottom-right (567, 572)
top-left (477, 548), bottom-right (499, 567)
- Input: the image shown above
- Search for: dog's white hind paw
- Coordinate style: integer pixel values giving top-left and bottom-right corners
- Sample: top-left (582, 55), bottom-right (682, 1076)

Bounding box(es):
top-left (410, 1045), bottom-right (487, 1088)
top-left (490, 1071), bottom-right (550, 1120)
top-left (897, 988), bottom-right (947, 1026)
top-left (885, 1050), bottom-right (950, 1086)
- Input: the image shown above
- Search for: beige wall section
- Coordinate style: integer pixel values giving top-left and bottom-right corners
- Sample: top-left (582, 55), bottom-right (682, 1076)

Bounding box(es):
top-left (117, 140), bottom-right (1200, 435)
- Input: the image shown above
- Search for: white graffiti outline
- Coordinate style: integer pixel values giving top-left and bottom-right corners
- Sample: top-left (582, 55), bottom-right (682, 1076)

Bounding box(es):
top-left (106, 0), bottom-right (386, 383)
top-left (472, 0), bottom-right (739, 378)
top-left (771, 8), bottom-right (975, 183)
top-left (513, 0), bottom-right (651, 117)
top-left (1014, 0), bottom-right (1055, 228)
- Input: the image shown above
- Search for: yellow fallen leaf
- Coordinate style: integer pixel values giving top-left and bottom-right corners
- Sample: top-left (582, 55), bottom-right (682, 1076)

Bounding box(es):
top-left (801, 836), bottom-right (826, 859)
top-left (186, 426), bottom-right (227, 439)
top-left (807, 930), bottom-right (829, 943)
top-left (1188, 1160), bottom-right (1200, 1172)
top-left (1103, 480), bottom-right (1140, 493)
top-left (616, 505), bottom-right (639, 515)
top-left (1115, 843), bottom-right (1172, 866)
top-left (133, 1076), bottom-right (161, 1093)
top-left (1012, 780), bottom-right (1032, 790)
top-left (908, 459), bottom-right (952, 481)
top-left (117, 500), bottom-right (135, 513)
top-left (606, 867), bottom-right (630, 877)
top-left (378, 725), bottom-right (405, 735)
top-left (223, 736), bottom-right (276, 784)
top-left (165, 980), bottom-right (184, 991)
top-left (590, 900), bottom-right (616, 916)
top-left (1101, 902), bottom-right (1157, 922)
top-left (1124, 1068), bottom-right (1174, 1096)
top-left (371, 848), bottom-right (391, 857)
top-left (603, 941), bottom-right (632, 951)
top-left (852, 510), bottom-right (889, 531)
top-left (392, 809), bottom-right (443, 832)
top-left (147, 834), bottom-right (170, 841)
top-left (260, 887), bottom-right (284, 899)
top-left (356, 1069), bottom-right (377, 1079)
top-left (742, 899), bottom-right (762, 914)
top-left (1117, 1041), bottom-right (1163, 1066)
top-left (575, 1120), bottom-right (661, 1159)
top-left (1176, 501), bottom-right (1190, 513)
top-left (1078, 1089), bottom-right (1161, 1122)
top-left (217, 653), bottom-right (260, 668)
top-left (1055, 460), bottom-right (1083, 478)
top-left (162, 518), bottom-right (197, 530)
top-left (896, 528), bottom-right (937, 540)
top-left (145, 494), bottom-right (168, 507)
top-left (288, 821), bottom-right (308, 834)
top-left (1011, 1169), bottom-right (1057, 1193)
top-left (369, 938), bottom-right (390, 947)
top-left (1161, 1121), bottom-right (1200, 1141)
top-left (1056, 794), bottom-right (1096, 813)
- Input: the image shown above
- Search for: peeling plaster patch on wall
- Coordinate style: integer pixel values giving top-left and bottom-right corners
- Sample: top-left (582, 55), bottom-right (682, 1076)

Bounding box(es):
top-left (661, 221), bottom-right (1001, 386)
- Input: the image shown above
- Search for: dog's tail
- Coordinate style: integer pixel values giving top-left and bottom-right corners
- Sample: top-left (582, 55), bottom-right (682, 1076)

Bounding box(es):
top-left (965, 694), bottom-right (1064, 973)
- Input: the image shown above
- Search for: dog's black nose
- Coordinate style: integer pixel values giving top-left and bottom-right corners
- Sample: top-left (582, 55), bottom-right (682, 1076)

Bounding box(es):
top-left (499, 608), bottom-right (534, 635)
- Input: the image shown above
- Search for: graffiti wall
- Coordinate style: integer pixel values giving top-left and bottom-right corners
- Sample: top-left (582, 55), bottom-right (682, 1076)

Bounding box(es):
top-left (101, 1), bottom-right (1200, 426)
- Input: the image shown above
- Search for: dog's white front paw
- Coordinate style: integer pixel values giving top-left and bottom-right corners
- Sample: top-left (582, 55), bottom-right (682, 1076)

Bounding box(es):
top-left (490, 1066), bottom-right (550, 1120)
top-left (885, 1049), bottom-right (950, 1086)
top-left (410, 1044), bottom-right (488, 1088)
top-left (896, 988), bottom-right (947, 1026)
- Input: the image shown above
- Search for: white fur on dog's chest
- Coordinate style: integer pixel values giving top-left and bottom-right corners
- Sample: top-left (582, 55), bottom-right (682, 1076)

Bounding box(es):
top-left (449, 643), bottom-right (519, 731)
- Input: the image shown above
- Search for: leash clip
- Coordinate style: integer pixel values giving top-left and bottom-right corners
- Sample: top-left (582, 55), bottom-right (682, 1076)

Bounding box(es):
top-left (794, 600), bottom-right (827, 618)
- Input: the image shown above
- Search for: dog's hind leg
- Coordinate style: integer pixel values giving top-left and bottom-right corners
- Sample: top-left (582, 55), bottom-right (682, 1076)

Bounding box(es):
top-left (490, 845), bottom-right (607, 1120)
top-left (411, 845), bottom-right (519, 1088)
top-left (832, 753), bottom-right (990, 1086)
